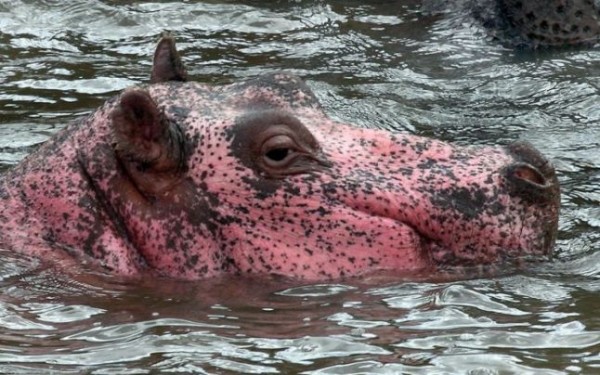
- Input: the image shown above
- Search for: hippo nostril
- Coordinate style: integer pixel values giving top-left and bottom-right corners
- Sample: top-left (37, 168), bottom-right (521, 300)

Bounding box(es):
top-left (505, 141), bottom-right (556, 179)
top-left (504, 141), bottom-right (560, 204)
top-left (511, 164), bottom-right (546, 185)
top-left (504, 163), bottom-right (557, 204)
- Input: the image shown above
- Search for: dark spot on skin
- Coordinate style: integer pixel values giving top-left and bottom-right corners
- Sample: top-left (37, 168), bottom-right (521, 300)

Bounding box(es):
top-left (0, 185), bottom-right (7, 200)
top-left (552, 23), bottom-right (561, 34)
top-left (430, 187), bottom-right (487, 220)
top-left (313, 206), bottom-right (330, 216)
top-left (168, 105), bottom-right (191, 120)
top-left (486, 0), bottom-right (600, 48)
top-left (188, 254), bottom-right (199, 267)
top-left (241, 175), bottom-right (280, 199)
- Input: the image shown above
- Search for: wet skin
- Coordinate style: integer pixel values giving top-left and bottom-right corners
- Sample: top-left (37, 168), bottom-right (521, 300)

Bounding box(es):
top-left (429, 0), bottom-right (600, 48)
top-left (0, 35), bottom-right (560, 280)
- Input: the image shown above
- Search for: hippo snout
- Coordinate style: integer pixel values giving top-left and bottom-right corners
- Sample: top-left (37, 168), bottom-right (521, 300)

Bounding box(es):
top-left (504, 141), bottom-right (560, 205)
top-left (502, 140), bottom-right (560, 259)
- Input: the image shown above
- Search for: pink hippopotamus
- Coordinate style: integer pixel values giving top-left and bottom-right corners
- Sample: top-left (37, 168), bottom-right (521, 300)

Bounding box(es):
top-left (0, 34), bottom-right (560, 280)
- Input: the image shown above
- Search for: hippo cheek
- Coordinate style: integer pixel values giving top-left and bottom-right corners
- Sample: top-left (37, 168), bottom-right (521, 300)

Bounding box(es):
top-left (217, 198), bottom-right (430, 279)
top-left (108, 179), bottom-right (227, 278)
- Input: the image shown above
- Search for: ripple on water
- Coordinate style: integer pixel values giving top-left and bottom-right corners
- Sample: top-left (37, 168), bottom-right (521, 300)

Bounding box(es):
top-left (251, 336), bottom-right (391, 365)
top-left (304, 355), bottom-right (566, 375)
top-left (397, 326), bottom-right (600, 351)
top-left (276, 284), bottom-right (357, 297)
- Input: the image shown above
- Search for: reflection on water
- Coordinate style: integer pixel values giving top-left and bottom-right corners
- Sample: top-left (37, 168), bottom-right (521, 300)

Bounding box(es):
top-left (0, 0), bottom-right (599, 373)
top-left (0, 260), bottom-right (598, 374)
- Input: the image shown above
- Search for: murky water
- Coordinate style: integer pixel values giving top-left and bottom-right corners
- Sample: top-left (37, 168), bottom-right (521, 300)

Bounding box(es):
top-left (0, 1), bottom-right (599, 373)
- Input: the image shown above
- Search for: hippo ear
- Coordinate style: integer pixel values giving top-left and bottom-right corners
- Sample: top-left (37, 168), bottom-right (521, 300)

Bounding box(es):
top-left (150, 33), bottom-right (187, 83)
top-left (111, 89), bottom-right (171, 164)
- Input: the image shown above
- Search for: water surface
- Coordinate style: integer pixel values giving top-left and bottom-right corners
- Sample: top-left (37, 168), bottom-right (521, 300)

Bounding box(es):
top-left (0, 1), bottom-right (599, 373)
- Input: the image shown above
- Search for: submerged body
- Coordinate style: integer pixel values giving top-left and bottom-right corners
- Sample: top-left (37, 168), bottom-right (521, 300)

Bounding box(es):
top-left (425, 0), bottom-right (600, 48)
top-left (0, 35), bottom-right (560, 280)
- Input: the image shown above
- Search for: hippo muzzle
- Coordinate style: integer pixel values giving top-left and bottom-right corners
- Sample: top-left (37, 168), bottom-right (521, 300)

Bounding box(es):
top-left (0, 34), bottom-right (561, 280)
top-left (272, 118), bottom-right (561, 275)
top-left (420, 140), bottom-right (560, 267)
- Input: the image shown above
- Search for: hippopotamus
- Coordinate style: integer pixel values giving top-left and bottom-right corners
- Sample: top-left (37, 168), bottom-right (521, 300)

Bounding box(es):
top-left (0, 34), bottom-right (560, 280)
top-left (425, 0), bottom-right (600, 48)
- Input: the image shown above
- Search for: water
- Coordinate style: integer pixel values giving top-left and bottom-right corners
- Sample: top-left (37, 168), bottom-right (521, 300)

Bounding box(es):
top-left (0, 0), bottom-right (599, 373)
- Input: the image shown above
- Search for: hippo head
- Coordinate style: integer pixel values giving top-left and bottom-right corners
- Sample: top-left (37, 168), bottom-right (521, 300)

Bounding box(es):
top-left (16, 34), bottom-right (559, 280)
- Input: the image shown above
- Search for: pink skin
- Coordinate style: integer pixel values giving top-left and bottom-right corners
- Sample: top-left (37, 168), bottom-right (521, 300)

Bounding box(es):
top-left (0, 35), bottom-right (560, 280)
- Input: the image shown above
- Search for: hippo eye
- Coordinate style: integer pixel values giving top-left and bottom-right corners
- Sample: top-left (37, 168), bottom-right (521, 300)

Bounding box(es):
top-left (232, 112), bottom-right (331, 177)
top-left (266, 148), bottom-right (290, 162)
top-left (261, 135), bottom-right (298, 168)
